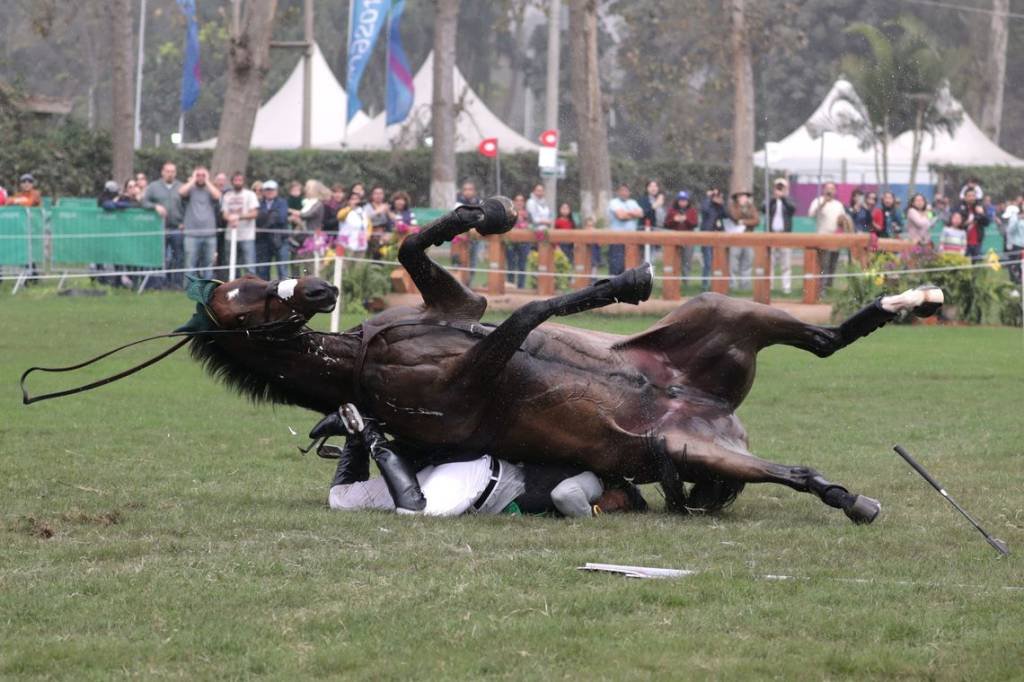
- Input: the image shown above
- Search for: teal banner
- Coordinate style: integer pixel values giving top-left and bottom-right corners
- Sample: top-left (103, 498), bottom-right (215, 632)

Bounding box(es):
top-left (0, 207), bottom-right (45, 266)
top-left (50, 208), bottom-right (164, 267)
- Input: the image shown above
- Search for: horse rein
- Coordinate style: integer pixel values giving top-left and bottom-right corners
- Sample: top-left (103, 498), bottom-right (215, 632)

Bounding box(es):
top-left (20, 283), bottom-right (313, 406)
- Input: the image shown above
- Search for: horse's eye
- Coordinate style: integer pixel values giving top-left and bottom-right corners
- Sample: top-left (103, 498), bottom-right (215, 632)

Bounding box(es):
top-left (236, 314), bottom-right (247, 324)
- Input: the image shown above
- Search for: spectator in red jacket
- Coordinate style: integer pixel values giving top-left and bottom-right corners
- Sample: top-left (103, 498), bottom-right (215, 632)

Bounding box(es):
top-left (665, 191), bottom-right (699, 282)
top-left (553, 201), bottom-right (576, 260)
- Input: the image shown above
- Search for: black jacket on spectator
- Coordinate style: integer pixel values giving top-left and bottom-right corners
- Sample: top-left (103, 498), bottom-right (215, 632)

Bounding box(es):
top-left (956, 200), bottom-right (990, 241)
top-left (763, 197), bottom-right (796, 232)
top-left (699, 197), bottom-right (727, 232)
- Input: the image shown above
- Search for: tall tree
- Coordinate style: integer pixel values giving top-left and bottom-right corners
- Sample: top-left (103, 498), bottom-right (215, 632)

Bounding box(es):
top-left (430, 0), bottom-right (460, 209)
top-left (569, 0), bottom-right (611, 223)
top-left (979, 0), bottom-right (1008, 142)
top-left (108, 0), bottom-right (135, 183)
top-left (211, 0), bottom-right (278, 177)
top-left (728, 0), bottom-right (754, 194)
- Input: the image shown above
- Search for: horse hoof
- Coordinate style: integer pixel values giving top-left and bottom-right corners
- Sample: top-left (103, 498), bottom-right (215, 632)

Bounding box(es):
top-left (610, 263), bottom-right (654, 305)
top-left (477, 196), bottom-right (517, 235)
top-left (911, 285), bottom-right (943, 318)
top-left (844, 495), bottom-right (881, 524)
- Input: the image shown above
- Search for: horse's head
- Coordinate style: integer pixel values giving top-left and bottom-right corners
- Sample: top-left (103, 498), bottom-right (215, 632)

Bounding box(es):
top-left (180, 274), bottom-right (338, 333)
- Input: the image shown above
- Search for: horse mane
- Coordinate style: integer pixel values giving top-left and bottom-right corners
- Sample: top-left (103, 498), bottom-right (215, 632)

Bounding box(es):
top-left (188, 336), bottom-right (312, 408)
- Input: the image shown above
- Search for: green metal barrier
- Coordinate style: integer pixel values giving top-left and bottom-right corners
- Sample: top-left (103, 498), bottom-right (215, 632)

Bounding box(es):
top-left (0, 206), bottom-right (45, 266)
top-left (50, 207), bottom-right (164, 267)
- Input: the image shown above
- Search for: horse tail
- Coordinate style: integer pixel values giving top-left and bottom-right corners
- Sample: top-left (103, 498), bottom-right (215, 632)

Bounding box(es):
top-left (644, 432), bottom-right (745, 515)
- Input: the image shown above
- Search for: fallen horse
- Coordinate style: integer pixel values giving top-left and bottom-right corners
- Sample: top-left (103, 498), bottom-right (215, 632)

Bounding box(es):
top-left (24, 196), bottom-right (942, 523)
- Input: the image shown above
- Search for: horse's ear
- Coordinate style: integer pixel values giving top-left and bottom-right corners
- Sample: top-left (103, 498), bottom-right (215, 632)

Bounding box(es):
top-left (185, 275), bottom-right (223, 305)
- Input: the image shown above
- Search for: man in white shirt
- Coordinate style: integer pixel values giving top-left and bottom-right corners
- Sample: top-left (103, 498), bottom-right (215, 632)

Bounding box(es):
top-left (764, 178), bottom-right (796, 294)
top-left (220, 172), bottom-right (260, 274)
top-left (606, 183), bottom-right (644, 275)
top-left (808, 181), bottom-right (846, 293)
top-left (526, 183), bottom-right (552, 230)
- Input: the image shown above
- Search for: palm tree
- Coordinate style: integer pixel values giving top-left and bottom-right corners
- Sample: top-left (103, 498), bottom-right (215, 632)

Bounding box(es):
top-left (840, 17), bottom-right (962, 193)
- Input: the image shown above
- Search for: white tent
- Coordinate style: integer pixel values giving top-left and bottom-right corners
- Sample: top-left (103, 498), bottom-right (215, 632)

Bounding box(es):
top-left (757, 80), bottom-right (1024, 184)
top-left (345, 51), bottom-right (540, 153)
top-left (755, 80), bottom-right (911, 184)
top-left (185, 43), bottom-right (371, 150)
top-left (891, 108), bottom-right (1024, 169)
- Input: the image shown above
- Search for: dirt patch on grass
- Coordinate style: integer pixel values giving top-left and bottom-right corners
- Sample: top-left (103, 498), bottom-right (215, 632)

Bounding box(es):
top-left (12, 516), bottom-right (56, 539)
top-left (10, 509), bottom-right (124, 539)
top-left (59, 509), bottom-right (123, 526)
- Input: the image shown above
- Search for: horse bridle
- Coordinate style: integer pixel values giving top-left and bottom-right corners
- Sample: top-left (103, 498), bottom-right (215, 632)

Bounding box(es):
top-left (20, 280), bottom-right (317, 405)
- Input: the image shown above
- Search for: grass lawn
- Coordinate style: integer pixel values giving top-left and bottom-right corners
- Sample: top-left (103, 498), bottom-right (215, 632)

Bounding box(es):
top-left (2, 288), bottom-right (1022, 680)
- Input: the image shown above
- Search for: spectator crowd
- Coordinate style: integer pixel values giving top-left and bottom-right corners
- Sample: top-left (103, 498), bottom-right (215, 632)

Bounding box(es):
top-left (3, 167), bottom-right (1023, 290)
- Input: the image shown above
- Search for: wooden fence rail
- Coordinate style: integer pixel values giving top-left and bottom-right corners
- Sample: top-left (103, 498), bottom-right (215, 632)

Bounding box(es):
top-left (448, 230), bottom-right (909, 305)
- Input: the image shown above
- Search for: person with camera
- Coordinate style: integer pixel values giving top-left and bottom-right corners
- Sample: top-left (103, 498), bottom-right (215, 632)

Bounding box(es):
top-left (765, 178), bottom-right (796, 294)
top-left (724, 190), bottom-right (760, 291)
top-left (808, 181), bottom-right (845, 293)
top-left (698, 187), bottom-right (728, 292)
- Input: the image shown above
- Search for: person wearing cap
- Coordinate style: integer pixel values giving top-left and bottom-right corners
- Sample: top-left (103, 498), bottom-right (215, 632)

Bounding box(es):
top-left (665, 191), bottom-right (699, 281)
top-left (9, 174), bottom-right (41, 207)
top-left (255, 180), bottom-right (290, 280)
top-left (724, 190), bottom-right (760, 291)
top-left (764, 178), bottom-right (796, 295)
top-left (142, 162), bottom-right (186, 289)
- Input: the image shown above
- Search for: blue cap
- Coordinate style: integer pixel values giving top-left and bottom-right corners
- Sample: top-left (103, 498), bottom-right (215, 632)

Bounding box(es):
top-left (676, 191), bottom-right (689, 200)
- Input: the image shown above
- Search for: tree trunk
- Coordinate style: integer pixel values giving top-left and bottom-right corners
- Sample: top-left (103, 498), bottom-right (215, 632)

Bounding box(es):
top-left (430, 0), bottom-right (460, 209)
top-left (979, 0), bottom-right (1008, 142)
top-left (108, 0), bottom-right (135, 184)
top-left (211, 0), bottom-right (278, 177)
top-left (907, 105), bottom-right (925, 198)
top-left (569, 0), bottom-right (611, 223)
top-left (881, 118), bottom-right (890, 191)
top-left (728, 0), bottom-right (754, 195)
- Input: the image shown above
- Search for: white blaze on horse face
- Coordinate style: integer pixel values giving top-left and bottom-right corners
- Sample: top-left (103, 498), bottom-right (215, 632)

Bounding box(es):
top-left (226, 288), bottom-right (240, 301)
top-left (277, 279), bottom-right (298, 301)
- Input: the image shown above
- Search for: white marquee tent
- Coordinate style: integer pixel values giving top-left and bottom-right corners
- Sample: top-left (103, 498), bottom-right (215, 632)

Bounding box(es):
top-left (756, 80), bottom-right (1024, 184)
top-left (187, 46), bottom-right (538, 154)
top-left (345, 51), bottom-right (540, 153)
top-left (186, 43), bottom-right (371, 150)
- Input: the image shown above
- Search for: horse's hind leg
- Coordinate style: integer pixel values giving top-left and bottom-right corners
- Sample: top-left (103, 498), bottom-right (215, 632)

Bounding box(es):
top-left (398, 197), bottom-right (516, 316)
top-left (457, 263), bottom-right (654, 382)
top-left (658, 433), bottom-right (880, 523)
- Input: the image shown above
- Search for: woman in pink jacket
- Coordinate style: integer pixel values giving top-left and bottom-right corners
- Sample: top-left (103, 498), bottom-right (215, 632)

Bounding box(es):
top-left (905, 193), bottom-right (933, 246)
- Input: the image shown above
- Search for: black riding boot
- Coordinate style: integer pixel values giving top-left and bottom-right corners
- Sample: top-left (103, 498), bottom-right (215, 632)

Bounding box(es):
top-left (362, 423), bottom-right (427, 512)
top-left (327, 434), bottom-right (371, 487)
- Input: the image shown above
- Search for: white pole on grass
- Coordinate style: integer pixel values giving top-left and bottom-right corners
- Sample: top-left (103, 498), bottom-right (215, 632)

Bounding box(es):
top-left (228, 228), bottom-right (238, 281)
top-left (330, 256), bottom-right (344, 333)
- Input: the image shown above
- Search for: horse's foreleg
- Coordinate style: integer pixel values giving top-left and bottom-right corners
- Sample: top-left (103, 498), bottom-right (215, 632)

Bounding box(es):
top-left (659, 434), bottom-right (880, 523)
top-left (398, 197), bottom-right (515, 314)
top-left (458, 264), bottom-right (654, 382)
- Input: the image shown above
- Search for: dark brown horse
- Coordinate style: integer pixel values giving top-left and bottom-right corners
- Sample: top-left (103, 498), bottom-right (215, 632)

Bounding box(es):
top-left (185, 197), bottom-right (942, 523)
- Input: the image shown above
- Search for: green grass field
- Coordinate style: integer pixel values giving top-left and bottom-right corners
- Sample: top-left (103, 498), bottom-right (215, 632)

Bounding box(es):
top-left (2, 290), bottom-right (1023, 680)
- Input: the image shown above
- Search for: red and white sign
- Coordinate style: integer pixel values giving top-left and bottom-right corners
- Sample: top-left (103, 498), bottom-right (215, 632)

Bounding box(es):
top-left (539, 129), bottom-right (559, 148)
top-left (478, 137), bottom-right (499, 158)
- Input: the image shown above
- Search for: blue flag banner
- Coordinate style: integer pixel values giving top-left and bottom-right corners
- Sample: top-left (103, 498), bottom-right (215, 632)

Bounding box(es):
top-left (347, 0), bottom-right (391, 122)
top-left (385, 0), bottom-right (414, 126)
top-left (177, 0), bottom-right (201, 112)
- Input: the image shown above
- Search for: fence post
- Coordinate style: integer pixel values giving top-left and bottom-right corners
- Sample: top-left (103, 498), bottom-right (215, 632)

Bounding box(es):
top-left (753, 246), bottom-right (771, 304)
top-left (711, 247), bottom-right (729, 294)
top-left (487, 235), bottom-right (505, 295)
top-left (662, 245), bottom-right (680, 301)
top-left (572, 236), bottom-right (591, 290)
top-left (802, 248), bottom-right (820, 304)
top-left (625, 243), bottom-right (641, 270)
top-left (537, 241), bottom-right (555, 296)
